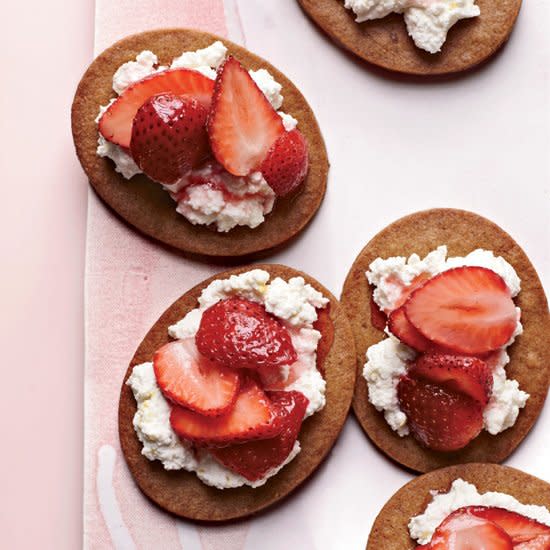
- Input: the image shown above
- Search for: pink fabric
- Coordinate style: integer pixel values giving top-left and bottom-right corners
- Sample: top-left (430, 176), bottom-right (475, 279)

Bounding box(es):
top-left (84, 2), bottom-right (250, 548)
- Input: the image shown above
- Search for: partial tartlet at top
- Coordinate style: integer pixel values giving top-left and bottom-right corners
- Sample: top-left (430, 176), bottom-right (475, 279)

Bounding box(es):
top-left (72, 29), bottom-right (328, 258)
top-left (298, 0), bottom-right (522, 75)
top-left (119, 264), bottom-right (356, 521)
top-left (341, 208), bottom-right (550, 472)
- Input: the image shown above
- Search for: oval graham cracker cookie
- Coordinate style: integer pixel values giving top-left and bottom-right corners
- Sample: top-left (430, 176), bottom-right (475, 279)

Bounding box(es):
top-left (72, 29), bottom-right (329, 258)
top-left (297, 0), bottom-right (522, 75)
top-left (118, 264), bottom-right (356, 521)
top-left (341, 208), bottom-right (550, 472)
top-left (367, 463), bottom-right (550, 549)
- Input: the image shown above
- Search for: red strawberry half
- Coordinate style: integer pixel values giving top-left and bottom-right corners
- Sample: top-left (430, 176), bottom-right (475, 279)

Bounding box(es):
top-left (260, 129), bottom-right (309, 196)
top-left (424, 508), bottom-right (513, 550)
top-left (466, 507), bottom-right (550, 544)
top-left (515, 535), bottom-right (550, 549)
top-left (409, 351), bottom-right (493, 406)
top-left (398, 375), bottom-right (483, 452)
top-left (313, 306), bottom-right (334, 375)
top-left (209, 390), bottom-right (308, 481)
top-left (196, 297), bottom-right (297, 370)
top-left (130, 94), bottom-right (210, 184)
top-left (207, 56), bottom-right (285, 176)
top-left (98, 68), bottom-right (215, 148)
top-left (153, 338), bottom-right (239, 416)
top-left (170, 378), bottom-right (280, 445)
top-left (405, 266), bottom-right (517, 355)
top-left (388, 306), bottom-right (431, 352)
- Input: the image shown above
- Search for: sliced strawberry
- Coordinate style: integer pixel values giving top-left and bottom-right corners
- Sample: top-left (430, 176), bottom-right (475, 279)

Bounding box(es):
top-left (515, 535), bottom-right (550, 549)
top-left (466, 507), bottom-right (550, 544)
top-left (370, 291), bottom-right (388, 331)
top-left (130, 94), bottom-right (210, 184)
top-left (170, 378), bottom-right (280, 444)
top-left (390, 272), bottom-right (432, 312)
top-left (99, 68), bottom-right (214, 148)
top-left (196, 297), bottom-right (297, 370)
top-left (405, 267), bottom-right (517, 355)
top-left (260, 129), bottom-right (309, 196)
top-left (207, 56), bottom-right (285, 176)
top-left (153, 338), bottom-right (239, 416)
top-left (397, 375), bottom-right (483, 451)
top-left (388, 306), bottom-right (431, 352)
top-left (409, 351), bottom-right (493, 406)
top-left (313, 305), bottom-right (334, 375)
top-left (209, 390), bottom-right (308, 481)
top-left (428, 508), bottom-right (513, 550)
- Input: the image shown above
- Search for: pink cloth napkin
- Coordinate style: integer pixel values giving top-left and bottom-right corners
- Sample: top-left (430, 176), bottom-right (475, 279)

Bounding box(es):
top-left (84, 2), bottom-right (253, 548)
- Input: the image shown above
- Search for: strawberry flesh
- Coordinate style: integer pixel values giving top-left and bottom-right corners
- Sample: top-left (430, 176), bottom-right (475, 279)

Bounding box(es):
top-left (405, 266), bottom-right (517, 355)
top-left (409, 351), bottom-right (493, 406)
top-left (153, 338), bottom-right (239, 416)
top-left (170, 378), bottom-right (280, 445)
top-left (130, 93), bottom-right (210, 184)
top-left (260, 129), bottom-right (309, 196)
top-left (207, 56), bottom-right (285, 176)
top-left (209, 390), bottom-right (308, 481)
top-left (196, 297), bottom-right (297, 370)
top-left (398, 375), bottom-right (483, 452)
top-left (388, 306), bottom-right (431, 352)
top-left (515, 535), bottom-right (550, 549)
top-left (426, 508), bottom-right (513, 550)
top-left (465, 506), bottom-right (550, 544)
top-left (99, 67), bottom-right (215, 148)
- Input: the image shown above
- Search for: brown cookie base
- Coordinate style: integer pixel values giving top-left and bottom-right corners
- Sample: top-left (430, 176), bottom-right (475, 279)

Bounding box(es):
top-left (72, 29), bottom-right (329, 258)
top-left (297, 0), bottom-right (522, 75)
top-left (119, 264), bottom-right (356, 521)
top-left (341, 208), bottom-right (550, 472)
top-left (367, 463), bottom-right (550, 550)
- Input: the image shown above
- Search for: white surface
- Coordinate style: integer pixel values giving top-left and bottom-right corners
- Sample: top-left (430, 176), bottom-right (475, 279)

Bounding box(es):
top-left (230, 1), bottom-right (550, 549)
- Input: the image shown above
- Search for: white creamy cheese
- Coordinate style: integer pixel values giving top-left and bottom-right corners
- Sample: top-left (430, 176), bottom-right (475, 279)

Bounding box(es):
top-left (409, 479), bottom-right (550, 545)
top-left (171, 164), bottom-right (276, 233)
top-left (96, 42), bottom-right (298, 232)
top-left (363, 246), bottom-right (528, 438)
top-left (363, 336), bottom-right (415, 436)
top-left (343, 0), bottom-right (480, 53)
top-left (130, 270), bottom-right (328, 489)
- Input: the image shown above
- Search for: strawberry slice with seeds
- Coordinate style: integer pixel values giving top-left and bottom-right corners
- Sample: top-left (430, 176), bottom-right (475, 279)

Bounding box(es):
top-left (397, 375), bottom-right (483, 451)
top-left (196, 297), bottom-right (297, 370)
top-left (153, 338), bottom-right (239, 416)
top-left (409, 351), bottom-right (493, 406)
top-left (130, 94), bottom-right (210, 184)
top-left (388, 306), bottom-right (431, 352)
top-left (313, 306), bottom-right (334, 375)
top-left (98, 68), bottom-right (215, 148)
top-left (405, 266), bottom-right (517, 355)
top-left (466, 507), bottom-right (550, 544)
top-left (207, 56), bottom-right (285, 176)
top-left (209, 390), bottom-right (308, 481)
top-left (260, 129), bottom-right (309, 196)
top-left (427, 508), bottom-right (513, 550)
top-left (170, 378), bottom-right (280, 445)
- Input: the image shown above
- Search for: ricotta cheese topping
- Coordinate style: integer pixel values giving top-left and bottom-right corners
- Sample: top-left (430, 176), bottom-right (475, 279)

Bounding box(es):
top-left (96, 41), bottom-right (298, 232)
top-left (363, 246), bottom-right (528, 438)
top-left (409, 479), bottom-right (550, 545)
top-left (127, 269), bottom-right (328, 489)
top-left (343, 0), bottom-right (480, 53)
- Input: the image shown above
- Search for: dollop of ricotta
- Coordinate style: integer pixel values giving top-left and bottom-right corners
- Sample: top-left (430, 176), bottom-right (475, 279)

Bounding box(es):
top-left (343, 0), bottom-right (480, 54)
